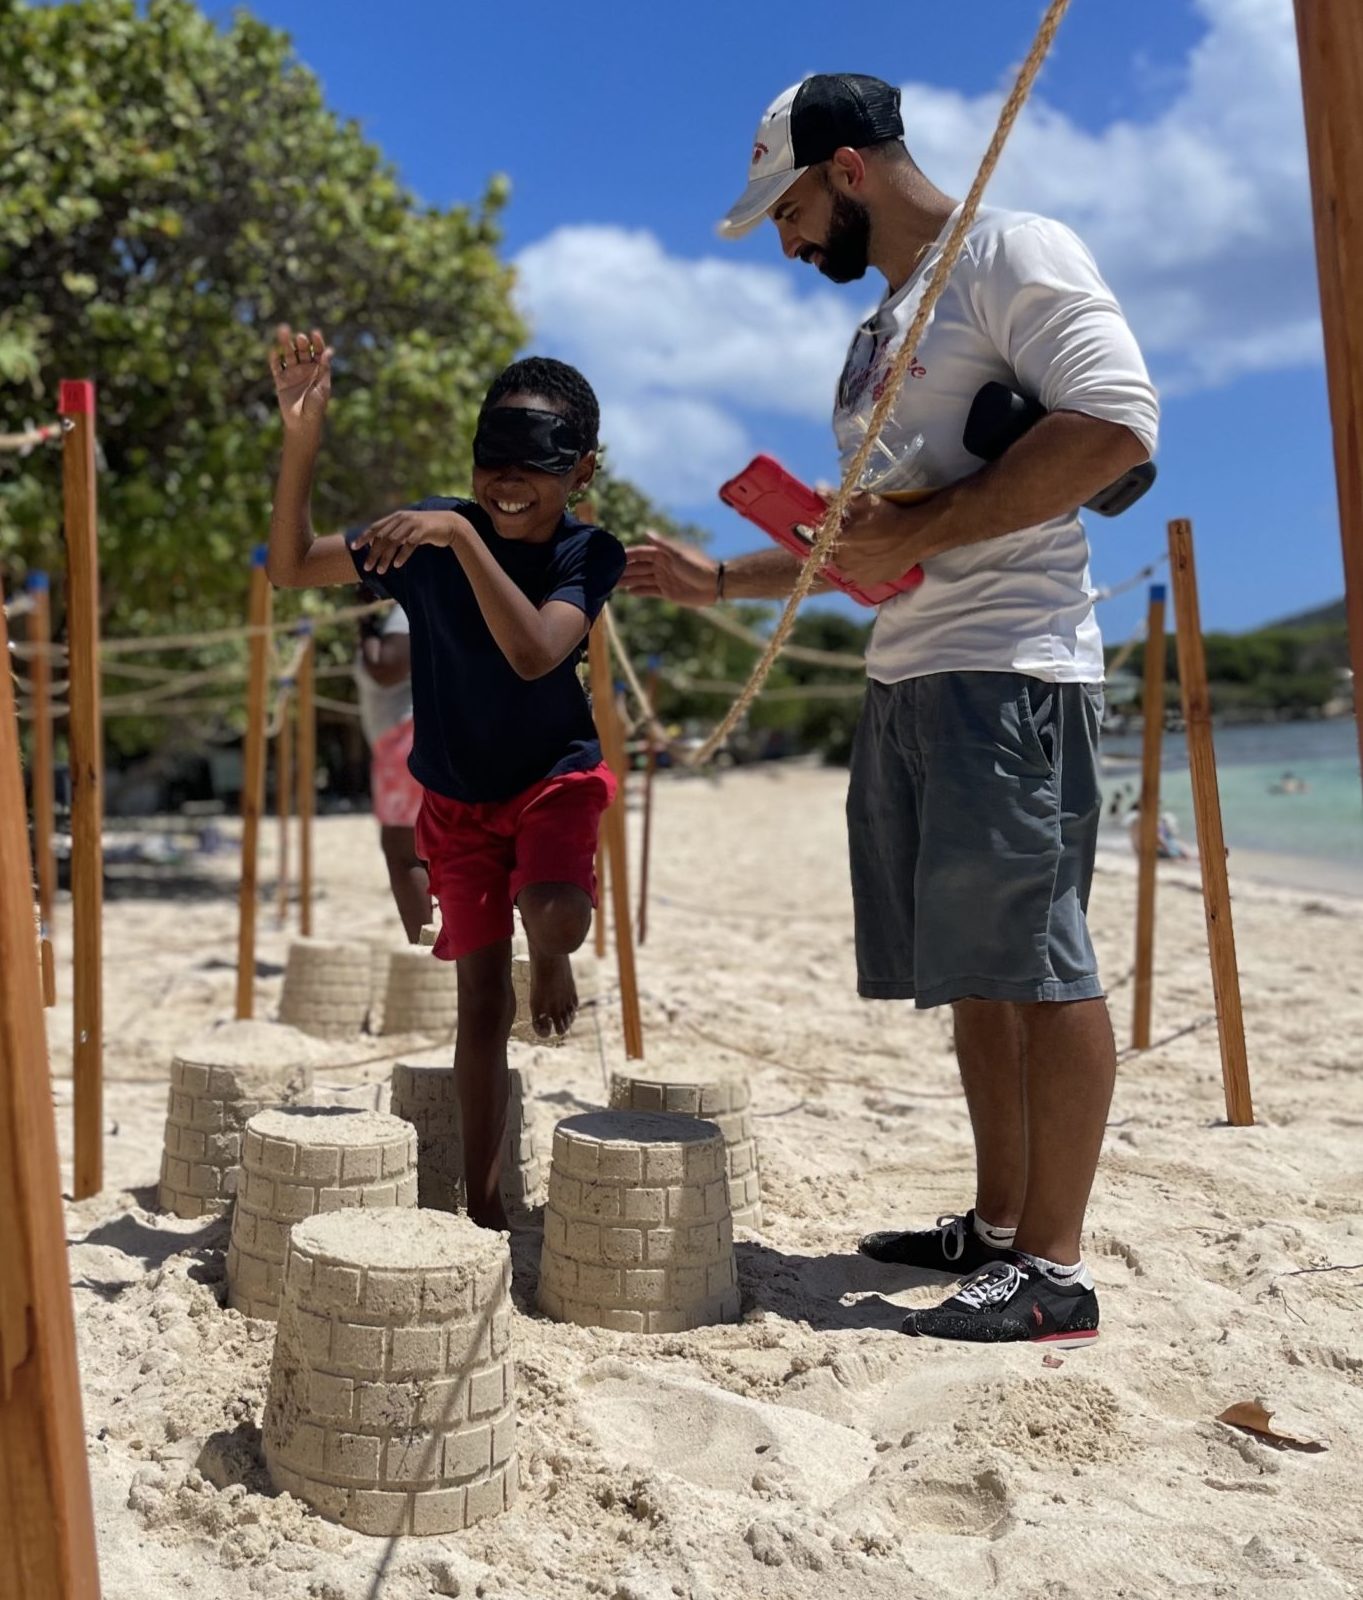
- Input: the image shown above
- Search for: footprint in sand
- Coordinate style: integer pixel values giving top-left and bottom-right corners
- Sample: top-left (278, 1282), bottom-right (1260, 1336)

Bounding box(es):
top-left (573, 1359), bottom-right (876, 1510)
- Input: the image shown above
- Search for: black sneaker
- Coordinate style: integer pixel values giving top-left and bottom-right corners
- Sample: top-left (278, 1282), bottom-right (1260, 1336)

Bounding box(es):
top-left (858, 1211), bottom-right (1008, 1274)
top-left (900, 1255), bottom-right (1100, 1347)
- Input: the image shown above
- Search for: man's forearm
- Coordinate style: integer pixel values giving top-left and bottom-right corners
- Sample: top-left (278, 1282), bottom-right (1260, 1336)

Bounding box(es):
top-left (911, 413), bottom-right (1149, 562)
top-left (719, 546), bottom-right (837, 600)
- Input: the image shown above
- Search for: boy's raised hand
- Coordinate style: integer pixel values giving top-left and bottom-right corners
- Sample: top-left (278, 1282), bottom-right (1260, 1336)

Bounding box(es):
top-left (270, 323), bottom-right (333, 436)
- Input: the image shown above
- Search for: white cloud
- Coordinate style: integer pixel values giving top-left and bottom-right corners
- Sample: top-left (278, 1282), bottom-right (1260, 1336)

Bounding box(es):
top-left (515, 0), bottom-right (1318, 503)
top-left (902, 0), bottom-right (1317, 392)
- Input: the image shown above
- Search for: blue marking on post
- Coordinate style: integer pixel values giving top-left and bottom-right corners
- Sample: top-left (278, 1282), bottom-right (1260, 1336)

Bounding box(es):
top-left (25, 570), bottom-right (50, 593)
top-left (251, 543), bottom-right (269, 568)
top-left (1150, 583), bottom-right (1167, 602)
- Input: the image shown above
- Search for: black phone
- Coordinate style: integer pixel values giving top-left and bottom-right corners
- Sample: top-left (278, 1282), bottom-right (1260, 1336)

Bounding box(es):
top-left (963, 381), bottom-right (1155, 517)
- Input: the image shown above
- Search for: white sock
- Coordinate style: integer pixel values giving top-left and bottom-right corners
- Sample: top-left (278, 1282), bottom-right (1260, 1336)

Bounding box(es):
top-left (1016, 1250), bottom-right (1095, 1291)
top-left (973, 1214), bottom-right (1017, 1250)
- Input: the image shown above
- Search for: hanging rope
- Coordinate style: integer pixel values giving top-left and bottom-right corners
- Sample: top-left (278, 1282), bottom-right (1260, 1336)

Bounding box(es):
top-left (266, 627), bottom-right (314, 738)
top-left (688, 0), bottom-right (1073, 765)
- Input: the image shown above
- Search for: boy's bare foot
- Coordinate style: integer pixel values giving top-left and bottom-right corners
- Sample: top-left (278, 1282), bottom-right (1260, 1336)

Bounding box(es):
top-left (529, 950), bottom-right (578, 1038)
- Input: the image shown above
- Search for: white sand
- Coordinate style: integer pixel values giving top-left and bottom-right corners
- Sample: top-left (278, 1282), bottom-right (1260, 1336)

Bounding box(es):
top-left (47, 765), bottom-right (1363, 1598)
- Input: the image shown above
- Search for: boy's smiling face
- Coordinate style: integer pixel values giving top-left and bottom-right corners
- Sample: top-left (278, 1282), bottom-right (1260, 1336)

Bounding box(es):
top-left (472, 391), bottom-right (596, 544)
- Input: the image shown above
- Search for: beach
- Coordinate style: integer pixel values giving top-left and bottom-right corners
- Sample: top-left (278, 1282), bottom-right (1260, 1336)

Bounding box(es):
top-left (48, 763), bottom-right (1363, 1599)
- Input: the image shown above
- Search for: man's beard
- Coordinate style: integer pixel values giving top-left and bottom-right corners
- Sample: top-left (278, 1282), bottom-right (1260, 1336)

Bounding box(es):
top-left (817, 187), bottom-right (872, 283)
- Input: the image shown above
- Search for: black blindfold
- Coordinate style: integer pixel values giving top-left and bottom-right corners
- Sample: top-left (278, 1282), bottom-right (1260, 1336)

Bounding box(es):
top-left (473, 407), bottom-right (585, 475)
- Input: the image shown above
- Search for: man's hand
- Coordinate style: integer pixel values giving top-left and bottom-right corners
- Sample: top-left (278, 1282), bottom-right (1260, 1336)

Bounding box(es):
top-left (353, 509), bottom-right (472, 575)
top-left (271, 324), bottom-right (333, 437)
top-left (833, 490), bottom-right (935, 587)
top-left (620, 531), bottom-right (719, 606)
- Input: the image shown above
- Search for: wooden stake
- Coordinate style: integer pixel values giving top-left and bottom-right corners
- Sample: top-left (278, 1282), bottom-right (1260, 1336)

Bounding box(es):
top-left (637, 661), bottom-right (660, 946)
top-left (296, 627), bottom-right (316, 938)
top-left (0, 583), bottom-right (102, 1600)
top-left (1131, 584), bottom-right (1167, 1050)
top-left (234, 548), bottom-right (272, 1018)
top-left (60, 381), bottom-right (103, 1200)
top-left (588, 614), bottom-right (644, 1059)
top-left (1293, 0), bottom-right (1363, 792)
top-left (25, 574), bottom-right (58, 1007)
top-left (1167, 520), bottom-right (1254, 1126)
top-left (275, 688), bottom-right (293, 924)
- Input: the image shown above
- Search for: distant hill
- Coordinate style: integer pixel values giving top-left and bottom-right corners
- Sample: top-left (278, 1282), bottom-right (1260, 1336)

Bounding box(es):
top-left (1260, 598), bottom-right (1347, 631)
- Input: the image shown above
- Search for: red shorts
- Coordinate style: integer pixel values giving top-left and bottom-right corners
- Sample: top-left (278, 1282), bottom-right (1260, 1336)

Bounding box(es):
top-left (415, 763), bottom-right (616, 960)
top-left (370, 718), bottom-right (424, 828)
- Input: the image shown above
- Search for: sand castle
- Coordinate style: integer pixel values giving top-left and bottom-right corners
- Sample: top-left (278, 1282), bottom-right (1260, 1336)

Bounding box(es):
top-left (278, 936), bottom-right (372, 1040)
top-left (388, 1053), bottom-right (542, 1217)
top-left (537, 1111), bottom-right (739, 1333)
top-left (609, 1068), bottom-right (763, 1229)
top-left (157, 1021), bottom-right (322, 1219)
top-left (379, 945), bottom-right (459, 1038)
top-left (226, 1106), bottom-right (418, 1320)
top-left (263, 1209), bottom-right (516, 1535)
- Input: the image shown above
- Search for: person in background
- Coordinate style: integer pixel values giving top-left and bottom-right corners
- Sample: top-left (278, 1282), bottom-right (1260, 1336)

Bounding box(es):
top-left (354, 590), bottom-right (431, 941)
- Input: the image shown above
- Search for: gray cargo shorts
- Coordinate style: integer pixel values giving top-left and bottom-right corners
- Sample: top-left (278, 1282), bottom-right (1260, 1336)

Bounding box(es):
top-left (847, 671), bottom-right (1105, 1008)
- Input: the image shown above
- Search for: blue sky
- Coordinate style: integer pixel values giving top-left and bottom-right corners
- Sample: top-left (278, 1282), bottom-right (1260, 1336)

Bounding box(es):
top-left (235, 0), bottom-right (1339, 640)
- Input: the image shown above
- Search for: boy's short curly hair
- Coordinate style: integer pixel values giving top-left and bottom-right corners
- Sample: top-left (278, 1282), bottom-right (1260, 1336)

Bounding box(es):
top-left (480, 357), bottom-right (600, 453)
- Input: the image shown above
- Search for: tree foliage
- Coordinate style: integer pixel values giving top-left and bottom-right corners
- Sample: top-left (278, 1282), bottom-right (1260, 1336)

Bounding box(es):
top-left (0, 0), bottom-right (523, 636)
top-left (0, 0), bottom-right (867, 767)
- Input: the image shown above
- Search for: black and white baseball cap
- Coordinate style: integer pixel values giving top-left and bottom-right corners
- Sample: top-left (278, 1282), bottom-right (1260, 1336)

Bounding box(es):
top-left (718, 73), bottom-right (905, 239)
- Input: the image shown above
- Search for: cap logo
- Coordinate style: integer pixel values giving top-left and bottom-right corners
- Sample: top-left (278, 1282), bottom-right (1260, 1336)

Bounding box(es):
top-left (752, 141), bottom-right (769, 165)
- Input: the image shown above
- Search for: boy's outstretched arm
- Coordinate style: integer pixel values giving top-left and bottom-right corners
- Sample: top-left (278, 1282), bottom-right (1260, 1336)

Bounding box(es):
top-left (266, 324), bottom-right (356, 589)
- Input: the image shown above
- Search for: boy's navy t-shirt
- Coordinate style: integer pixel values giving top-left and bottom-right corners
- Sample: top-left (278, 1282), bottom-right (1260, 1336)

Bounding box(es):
top-left (346, 497), bottom-right (626, 804)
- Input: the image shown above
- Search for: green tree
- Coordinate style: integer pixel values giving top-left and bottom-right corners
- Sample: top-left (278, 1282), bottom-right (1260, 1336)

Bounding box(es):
top-left (0, 0), bottom-right (523, 639)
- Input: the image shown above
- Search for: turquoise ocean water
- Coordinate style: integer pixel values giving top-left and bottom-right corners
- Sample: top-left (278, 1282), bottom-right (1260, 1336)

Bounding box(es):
top-left (1100, 717), bottom-right (1363, 888)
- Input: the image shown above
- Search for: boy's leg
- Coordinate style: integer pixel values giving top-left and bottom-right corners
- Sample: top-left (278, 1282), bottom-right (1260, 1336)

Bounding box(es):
top-left (517, 883), bottom-right (592, 1038)
top-left (454, 940), bottom-right (516, 1230)
top-left (511, 766), bottom-right (616, 1039)
top-left (379, 823), bottom-right (431, 942)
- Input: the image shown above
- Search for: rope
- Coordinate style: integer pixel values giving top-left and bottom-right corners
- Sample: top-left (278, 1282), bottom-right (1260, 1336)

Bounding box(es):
top-left (266, 629), bottom-right (314, 738)
top-left (0, 419), bottom-right (69, 454)
top-left (688, 0), bottom-right (1073, 765)
top-left (97, 598), bottom-right (389, 656)
top-left (602, 605), bottom-right (670, 743)
top-left (664, 672), bottom-right (864, 702)
top-left (313, 693), bottom-right (361, 718)
top-left (1094, 553), bottom-right (1168, 605)
top-left (695, 603), bottom-right (865, 668)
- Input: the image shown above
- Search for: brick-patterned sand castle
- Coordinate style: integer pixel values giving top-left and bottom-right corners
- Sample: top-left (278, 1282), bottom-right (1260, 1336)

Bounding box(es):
top-left (389, 1051), bottom-right (542, 1217)
top-left (263, 1209), bottom-right (516, 1535)
top-left (537, 1110), bottom-right (740, 1333)
top-left (278, 936), bottom-right (372, 1040)
top-left (157, 1020), bottom-right (326, 1219)
top-left (227, 1106), bottom-right (419, 1320)
top-left (608, 1067), bottom-right (763, 1229)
